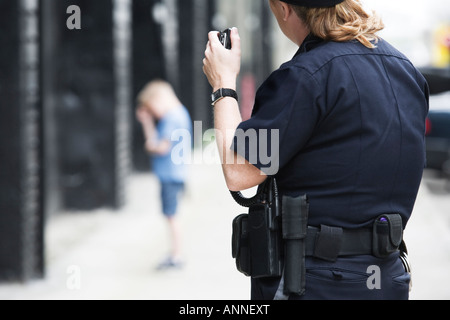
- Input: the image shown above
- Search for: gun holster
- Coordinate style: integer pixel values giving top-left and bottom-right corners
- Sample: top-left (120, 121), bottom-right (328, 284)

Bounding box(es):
top-left (231, 178), bottom-right (282, 278)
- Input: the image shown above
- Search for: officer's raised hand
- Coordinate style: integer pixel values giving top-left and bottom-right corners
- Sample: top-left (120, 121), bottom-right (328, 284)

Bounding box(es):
top-left (203, 27), bottom-right (241, 92)
top-left (202, 27), bottom-right (267, 192)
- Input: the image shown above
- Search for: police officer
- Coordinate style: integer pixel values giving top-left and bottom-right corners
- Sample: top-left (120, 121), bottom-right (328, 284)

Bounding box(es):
top-left (203, 0), bottom-right (429, 300)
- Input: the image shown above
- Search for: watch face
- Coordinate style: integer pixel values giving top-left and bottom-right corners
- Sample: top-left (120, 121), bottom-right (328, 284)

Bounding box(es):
top-left (211, 88), bottom-right (237, 105)
top-left (211, 89), bottom-right (222, 105)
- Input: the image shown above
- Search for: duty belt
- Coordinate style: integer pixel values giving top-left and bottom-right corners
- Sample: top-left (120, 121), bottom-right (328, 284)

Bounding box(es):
top-left (274, 221), bottom-right (408, 300)
top-left (230, 180), bottom-right (406, 298)
top-left (305, 213), bottom-right (404, 262)
top-left (305, 226), bottom-right (373, 262)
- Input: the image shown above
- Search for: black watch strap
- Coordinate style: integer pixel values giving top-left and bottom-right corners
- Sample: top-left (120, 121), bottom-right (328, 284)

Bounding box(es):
top-left (211, 88), bottom-right (238, 106)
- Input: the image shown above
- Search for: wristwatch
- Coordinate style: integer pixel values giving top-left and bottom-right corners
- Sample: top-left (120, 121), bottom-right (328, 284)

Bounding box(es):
top-left (211, 88), bottom-right (238, 106)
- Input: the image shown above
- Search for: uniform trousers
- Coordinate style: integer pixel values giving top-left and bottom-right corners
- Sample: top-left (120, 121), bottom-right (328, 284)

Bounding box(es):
top-left (251, 252), bottom-right (410, 300)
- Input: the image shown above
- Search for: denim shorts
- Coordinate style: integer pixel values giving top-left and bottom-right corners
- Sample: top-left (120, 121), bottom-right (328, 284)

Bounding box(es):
top-left (160, 181), bottom-right (185, 217)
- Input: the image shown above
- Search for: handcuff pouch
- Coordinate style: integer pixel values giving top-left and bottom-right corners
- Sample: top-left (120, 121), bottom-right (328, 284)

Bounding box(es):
top-left (372, 214), bottom-right (403, 258)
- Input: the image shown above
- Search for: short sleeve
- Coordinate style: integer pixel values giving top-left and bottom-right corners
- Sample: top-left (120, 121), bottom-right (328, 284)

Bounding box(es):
top-left (231, 65), bottom-right (322, 176)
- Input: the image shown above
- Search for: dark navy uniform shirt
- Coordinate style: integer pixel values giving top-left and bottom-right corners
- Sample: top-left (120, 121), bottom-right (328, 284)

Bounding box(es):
top-left (233, 35), bottom-right (429, 229)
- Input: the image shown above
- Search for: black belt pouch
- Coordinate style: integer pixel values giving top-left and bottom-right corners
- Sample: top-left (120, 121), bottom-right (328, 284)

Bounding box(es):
top-left (372, 214), bottom-right (403, 258)
top-left (232, 213), bottom-right (251, 276)
top-left (232, 204), bottom-right (282, 278)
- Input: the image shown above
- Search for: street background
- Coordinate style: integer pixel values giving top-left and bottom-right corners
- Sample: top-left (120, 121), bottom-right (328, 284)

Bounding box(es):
top-left (1, 0), bottom-right (450, 300)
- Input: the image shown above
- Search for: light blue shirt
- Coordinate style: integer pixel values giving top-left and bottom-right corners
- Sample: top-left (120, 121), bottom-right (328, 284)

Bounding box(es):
top-left (152, 105), bottom-right (192, 182)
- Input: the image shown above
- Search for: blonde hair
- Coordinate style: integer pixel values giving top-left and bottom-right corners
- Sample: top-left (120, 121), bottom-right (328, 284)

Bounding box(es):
top-left (137, 79), bottom-right (175, 106)
top-left (292, 0), bottom-right (384, 48)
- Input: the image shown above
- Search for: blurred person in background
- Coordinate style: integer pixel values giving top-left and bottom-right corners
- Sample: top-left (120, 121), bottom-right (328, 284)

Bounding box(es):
top-left (203, 0), bottom-right (429, 299)
top-left (136, 80), bottom-right (192, 270)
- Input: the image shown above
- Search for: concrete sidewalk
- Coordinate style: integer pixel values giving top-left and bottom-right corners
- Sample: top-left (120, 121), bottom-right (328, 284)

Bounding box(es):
top-left (403, 171), bottom-right (450, 300)
top-left (1, 161), bottom-right (450, 300)
top-left (0, 161), bottom-right (250, 300)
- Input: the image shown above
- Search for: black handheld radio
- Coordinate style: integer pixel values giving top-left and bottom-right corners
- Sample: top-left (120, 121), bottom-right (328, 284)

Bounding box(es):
top-left (218, 28), bottom-right (232, 50)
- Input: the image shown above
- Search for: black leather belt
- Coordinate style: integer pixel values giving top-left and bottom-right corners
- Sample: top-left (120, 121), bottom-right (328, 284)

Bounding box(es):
top-left (305, 225), bottom-right (374, 262)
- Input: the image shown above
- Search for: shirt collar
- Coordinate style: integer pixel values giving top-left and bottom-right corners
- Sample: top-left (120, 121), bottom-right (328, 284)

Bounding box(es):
top-left (294, 33), bottom-right (324, 57)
